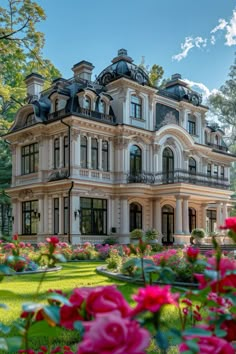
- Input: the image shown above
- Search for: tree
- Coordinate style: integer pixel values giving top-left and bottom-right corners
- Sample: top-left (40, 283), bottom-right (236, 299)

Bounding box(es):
top-left (208, 54), bottom-right (236, 145)
top-left (0, 0), bottom-right (61, 121)
top-left (139, 57), bottom-right (164, 87)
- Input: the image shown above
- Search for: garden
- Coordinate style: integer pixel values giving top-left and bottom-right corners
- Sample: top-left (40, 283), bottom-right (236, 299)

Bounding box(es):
top-left (0, 219), bottom-right (235, 353)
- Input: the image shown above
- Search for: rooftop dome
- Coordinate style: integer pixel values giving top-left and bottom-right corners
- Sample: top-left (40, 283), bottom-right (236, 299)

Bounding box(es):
top-left (96, 49), bottom-right (150, 86)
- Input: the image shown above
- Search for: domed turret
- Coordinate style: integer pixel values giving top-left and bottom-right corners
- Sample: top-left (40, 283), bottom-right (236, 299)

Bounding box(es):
top-left (96, 49), bottom-right (150, 86)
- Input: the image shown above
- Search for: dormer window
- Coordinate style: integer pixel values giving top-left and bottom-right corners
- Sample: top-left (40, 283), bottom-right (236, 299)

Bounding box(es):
top-left (130, 95), bottom-right (142, 119)
top-left (187, 114), bottom-right (196, 135)
top-left (83, 96), bottom-right (91, 110)
top-left (99, 100), bottom-right (106, 114)
top-left (25, 113), bottom-right (34, 127)
top-left (55, 98), bottom-right (59, 112)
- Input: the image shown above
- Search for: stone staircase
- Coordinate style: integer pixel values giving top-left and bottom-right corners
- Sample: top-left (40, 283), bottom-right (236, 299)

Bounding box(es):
top-left (198, 244), bottom-right (236, 254)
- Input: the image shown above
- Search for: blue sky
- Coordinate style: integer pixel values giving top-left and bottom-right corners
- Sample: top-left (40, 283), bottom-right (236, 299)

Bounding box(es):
top-left (37, 0), bottom-right (236, 97)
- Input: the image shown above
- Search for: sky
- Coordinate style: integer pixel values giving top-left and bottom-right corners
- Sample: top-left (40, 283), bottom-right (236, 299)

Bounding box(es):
top-left (37, 0), bottom-right (236, 100)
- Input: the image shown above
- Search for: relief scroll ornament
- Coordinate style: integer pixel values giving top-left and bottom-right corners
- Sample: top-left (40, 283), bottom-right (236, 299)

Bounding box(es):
top-left (19, 189), bottom-right (34, 200)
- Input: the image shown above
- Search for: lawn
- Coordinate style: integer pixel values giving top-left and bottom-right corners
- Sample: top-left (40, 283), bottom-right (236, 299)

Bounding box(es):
top-left (0, 262), bottom-right (180, 353)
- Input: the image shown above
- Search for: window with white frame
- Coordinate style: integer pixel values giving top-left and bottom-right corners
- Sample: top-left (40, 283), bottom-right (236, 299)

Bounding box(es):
top-left (83, 96), bottom-right (91, 110)
top-left (80, 136), bottom-right (87, 168)
top-left (130, 95), bottom-right (142, 119)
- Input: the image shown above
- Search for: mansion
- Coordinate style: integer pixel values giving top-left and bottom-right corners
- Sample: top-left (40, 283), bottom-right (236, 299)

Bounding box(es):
top-left (5, 49), bottom-right (236, 244)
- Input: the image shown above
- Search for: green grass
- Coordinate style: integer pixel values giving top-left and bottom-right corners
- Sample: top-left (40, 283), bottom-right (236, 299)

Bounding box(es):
top-left (0, 262), bottom-right (181, 353)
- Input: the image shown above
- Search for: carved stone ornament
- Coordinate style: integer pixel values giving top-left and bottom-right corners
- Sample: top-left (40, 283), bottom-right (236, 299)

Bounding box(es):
top-left (20, 132), bottom-right (34, 142)
top-left (71, 128), bottom-right (80, 141)
top-left (183, 150), bottom-right (191, 159)
top-left (19, 189), bottom-right (34, 200)
top-left (9, 145), bottom-right (16, 154)
top-left (114, 136), bottom-right (129, 149)
top-left (165, 137), bottom-right (176, 148)
top-left (153, 144), bottom-right (161, 154)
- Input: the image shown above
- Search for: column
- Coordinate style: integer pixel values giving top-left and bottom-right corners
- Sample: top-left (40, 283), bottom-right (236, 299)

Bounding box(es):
top-left (182, 197), bottom-right (189, 234)
top-left (38, 197), bottom-right (44, 235)
top-left (49, 137), bottom-right (54, 169)
top-left (108, 198), bottom-right (112, 234)
top-left (12, 198), bottom-right (17, 235)
top-left (48, 197), bottom-right (53, 234)
top-left (108, 140), bottom-right (113, 172)
top-left (98, 138), bottom-right (103, 170)
top-left (11, 145), bottom-right (16, 186)
top-left (43, 194), bottom-right (48, 234)
top-left (153, 198), bottom-right (162, 233)
top-left (71, 194), bottom-right (81, 244)
top-left (216, 203), bottom-right (222, 228)
top-left (175, 196), bottom-right (183, 234)
top-left (120, 198), bottom-right (129, 243)
top-left (17, 202), bottom-right (22, 235)
top-left (77, 134), bottom-right (81, 167)
top-left (59, 196), bottom-right (63, 234)
top-left (201, 203), bottom-right (208, 231)
top-left (87, 136), bottom-right (91, 169)
top-left (222, 202), bottom-right (228, 223)
top-left (59, 135), bottom-right (64, 168)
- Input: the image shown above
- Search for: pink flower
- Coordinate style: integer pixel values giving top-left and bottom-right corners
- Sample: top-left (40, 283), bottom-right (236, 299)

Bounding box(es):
top-left (77, 313), bottom-right (150, 354)
top-left (221, 319), bottom-right (236, 342)
top-left (60, 304), bottom-right (84, 330)
top-left (46, 236), bottom-right (59, 246)
top-left (220, 217), bottom-right (236, 232)
top-left (180, 335), bottom-right (235, 353)
top-left (86, 286), bottom-right (131, 318)
top-left (132, 285), bottom-right (179, 315)
top-left (186, 246), bottom-right (199, 263)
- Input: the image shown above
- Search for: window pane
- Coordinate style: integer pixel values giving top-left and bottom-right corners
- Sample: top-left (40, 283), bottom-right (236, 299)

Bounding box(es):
top-left (54, 198), bottom-right (59, 234)
top-left (81, 198), bottom-right (92, 208)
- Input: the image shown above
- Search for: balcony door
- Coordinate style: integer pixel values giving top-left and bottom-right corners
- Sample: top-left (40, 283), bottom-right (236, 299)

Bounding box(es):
top-left (162, 205), bottom-right (174, 244)
top-left (130, 202), bottom-right (142, 231)
top-left (162, 147), bottom-right (174, 183)
top-left (130, 145), bottom-right (142, 176)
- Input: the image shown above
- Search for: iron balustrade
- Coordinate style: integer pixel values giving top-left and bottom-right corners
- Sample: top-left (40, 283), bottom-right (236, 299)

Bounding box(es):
top-left (48, 107), bottom-right (115, 123)
top-left (127, 169), bottom-right (230, 189)
top-left (206, 142), bottom-right (228, 152)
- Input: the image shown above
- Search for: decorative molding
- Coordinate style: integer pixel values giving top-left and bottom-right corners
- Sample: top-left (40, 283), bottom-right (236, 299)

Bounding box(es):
top-left (165, 137), bottom-right (176, 148)
top-left (71, 128), bottom-right (80, 141)
top-left (153, 144), bottom-right (161, 154)
top-left (19, 189), bottom-right (34, 200)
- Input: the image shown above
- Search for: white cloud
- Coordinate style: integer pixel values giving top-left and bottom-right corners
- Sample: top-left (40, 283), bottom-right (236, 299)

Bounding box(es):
top-left (211, 18), bottom-right (228, 34)
top-left (210, 35), bottom-right (216, 45)
top-left (225, 10), bottom-right (236, 46)
top-left (172, 36), bottom-right (207, 61)
top-left (183, 78), bottom-right (219, 103)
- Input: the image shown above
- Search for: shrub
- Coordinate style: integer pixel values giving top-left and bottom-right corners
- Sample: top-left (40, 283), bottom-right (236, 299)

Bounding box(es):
top-left (130, 229), bottom-right (143, 239)
top-left (144, 228), bottom-right (159, 241)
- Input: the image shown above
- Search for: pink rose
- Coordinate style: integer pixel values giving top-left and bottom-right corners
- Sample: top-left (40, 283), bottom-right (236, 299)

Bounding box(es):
top-left (186, 246), bottom-right (199, 263)
top-left (132, 285), bottom-right (179, 315)
top-left (60, 304), bottom-right (84, 330)
top-left (220, 217), bottom-right (236, 232)
top-left (77, 313), bottom-right (150, 354)
top-left (221, 319), bottom-right (236, 342)
top-left (180, 335), bottom-right (235, 353)
top-left (86, 286), bottom-right (131, 317)
top-left (46, 236), bottom-right (59, 246)
top-left (13, 234), bottom-right (18, 241)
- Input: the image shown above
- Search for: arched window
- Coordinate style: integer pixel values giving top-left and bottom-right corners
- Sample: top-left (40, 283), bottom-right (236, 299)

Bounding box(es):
top-left (102, 141), bottom-right (109, 171)
top-left (25, 113), bottom-right (34, 127)
top-left (91, 138), bottom-right (98, 170)
top-left (80, 136), bottom-right (87, 168)
top-left (99, 100), bottom-right (106, 114)
top-left (161, 205), bottom-right (174, 244)
top-left (189, 157), bottom-right (196, 174)
top-left (130, 145), bottom-right (142, 175)
top-left (130, 95), bottom-right (142, 119)
top-left (130, 202), bottom-right (142, 231)
top-left (189, 208), bottom-right (196, 232)
top-left (83, 96), bottom-right (91, 110)
top-left (162, 147), bottom-right (174, 182)
top-left (54, 138), bottom-right (60, 169)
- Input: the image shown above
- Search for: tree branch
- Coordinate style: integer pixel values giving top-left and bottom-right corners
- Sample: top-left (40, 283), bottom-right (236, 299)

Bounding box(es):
top-left (0, 17), bottom-right (30, 40)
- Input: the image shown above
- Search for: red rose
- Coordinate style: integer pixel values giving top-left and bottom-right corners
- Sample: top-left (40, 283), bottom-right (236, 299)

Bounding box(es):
top-left (13, 234), bottom-right (18, 241)
top-left (60, 304), bottom-right (84, 329)
top-left (180, 334), bottom-right (235, 353)
top-left (132, 285), bottom-right (179, 315)
top-left (221, 319), bottom-right (236, 342)
top-left (77, 313), bottom-right (150, 354)
top-left (86, 286), bottom-right (131, 318)
top-left (220, 217), bottom-right (236, 232)
top-left (46, 236), bottom-right (59, 246)
top-left (186, 246), bottom-right (199, 263)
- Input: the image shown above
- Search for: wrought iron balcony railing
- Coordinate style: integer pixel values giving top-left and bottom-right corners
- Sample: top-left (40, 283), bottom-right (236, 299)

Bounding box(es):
top-left (206, 142), bottom-right (228, 152)
top-left (127, 169), bottom-right (230, 189)
top-left (48, 107), bottom-right (116, 123)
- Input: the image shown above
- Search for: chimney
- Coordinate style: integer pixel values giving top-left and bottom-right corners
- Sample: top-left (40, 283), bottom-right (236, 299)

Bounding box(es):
top-left (24, 73), bottom-right (45, 98)
top-left (72, 60), bottom-right (94, 81)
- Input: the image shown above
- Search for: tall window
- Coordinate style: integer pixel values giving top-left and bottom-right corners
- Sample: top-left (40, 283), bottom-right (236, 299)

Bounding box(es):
top-left (207, 164), bottom-right (211, 176)
top-left (83, 96), bottom-right (91, 110)
top-left (189, 157), bottom-right (196, 174)
top-left (91, 138), bottom-right (98, 170)
top-left (207, 210), bottom-right (216, 233)
top-left (99, 100), bottom-right (106, 114)
top-left (64, 197), bottom-right (69, 234)
top-left (189, 208), bottom-right (196, 232)
top-left (215, 135), bottom-right (219, 145)
top-left (130, 145), bottom-right (142, 175)
top-left (64, 136), bottom-right (69, 167)
top-left (188, 121), bottom-right (196, 135)
top-left (81, 198), bottom-right (107, 235)
top-left (80, 136), bottom-right (87, 168)
top-left (130, 95), bottom-right (142, 119)
top-left (54, 198), bottom-right (59, 234)
top-left (162, 147), bottom-right (174, 181)
top-left (21, 143), bottom-right (39, 175)
top-left (54, 138), bottom-right (60, 169)
top-left (130, 203), bottom-right (142, 231)
top-left (220, 166), bottom-right (225, 179)
top-left (102, 141), bottom-right (109, 171)
top-left (22, 200), bottom-right (38, 235)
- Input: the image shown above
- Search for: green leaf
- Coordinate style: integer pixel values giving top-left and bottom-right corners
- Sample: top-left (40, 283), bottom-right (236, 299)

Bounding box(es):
top-left (74, 321), bottom-right (85, 336)
top-left (46, 293), bottom-right (71, 306)
top-left (0, 337), bottom-right (22, 353)
top-left (28, 321), bottom-right (61, 338)
top-left (0, 265), bottom-right (14, 275)
top-left (214, 328), bottom-right (227, 337)
top-left (0, 323), bottom-right (10, 334)
top-left (183, 327), bottom-right (212, 337)
top-left (43, 305), bottom-right (60, 325)
top-left (53, 253), bottom-right (67, 263)
top-left (185, 340), bottom-right (199, 353)
top-left (22, 302), bottom-right (42, 313)
top-left (155, 330), bottom-right (169, 350)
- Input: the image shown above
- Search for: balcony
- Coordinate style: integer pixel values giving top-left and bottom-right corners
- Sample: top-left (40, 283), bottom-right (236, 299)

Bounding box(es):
top-left (206, 142), bottom-right (228, 152)
top-left (48, 107), bottom-right (116, 124)
top-left (127, 169), bottom-right (230, 189)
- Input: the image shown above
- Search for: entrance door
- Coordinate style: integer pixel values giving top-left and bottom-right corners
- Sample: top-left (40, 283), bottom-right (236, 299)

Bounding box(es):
top-left (162, 205), bottom-right (174, 244)
top-left (162, 147), bottom-right (174, 183)
top-left (189, 208), bottom-right (196, 233)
